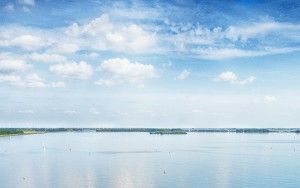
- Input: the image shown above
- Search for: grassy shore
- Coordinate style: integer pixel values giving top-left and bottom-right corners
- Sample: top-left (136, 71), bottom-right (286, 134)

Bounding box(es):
top-left (0, 129), bottom-right (44, 137)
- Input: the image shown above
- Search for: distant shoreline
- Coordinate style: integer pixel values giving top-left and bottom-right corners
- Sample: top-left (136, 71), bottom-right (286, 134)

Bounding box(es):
top-left (1, 128), bottom-right (300, 136)
top-left (0, 129), bottom-right (45, 137)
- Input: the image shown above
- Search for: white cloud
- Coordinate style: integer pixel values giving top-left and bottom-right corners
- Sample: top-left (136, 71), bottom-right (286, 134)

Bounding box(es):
top-left (2, 16), bottom-right (298, 60)
top-left (65, 14), bottom-right (157, 53)
top-left (193, 47), bottom-right (300, 60)
top-left (94, 79), bottom-right (116, 87)
top-left (0, 70), bottom-right (66, 88)
top-left (236, 76), bottom-right (256, 85)
top-left (167, 21), bottom-right (300, 59)
top-left (195, 48), bottom-right (257, 59)
top-left (23, 73), bottom-right (46, 88)
top-left (97, 58), bottom-right (157, 86)
top-left (0, 35), bottom-right (48, 51)
top-left (49, 61), bottom-right (93, 79)
top-left (28, 53), bottom-right (66, 63)
top-left (169, 26), bottom-right (222, 49)
top-left (264, 96), bottom-right (277, 103)
top-left (0, 53), bottom-right (49, 88)
top-left (0, 75), bottom-right (22, 85)
top-left (216, 71), bottom-right (237, 82)
top-left (0, 15), bottom-right (153, 56)
top-left (0, 73), bottom-right (46, 88)
top-left (51, 81), bottom-right (66, 88)
top-left (0, 59), bottom-right (28, 73)
top-left (215, 71), bottom-right (255, 85)
top-left (0, 53), bottom-right (29, 73)
top-left (18, 0), bottom-right (35, 6)
top-left (0, 19), bottom-right (299, 60)
top-left (177, 69), bottom-right (190, 80)
top-left (225, 22), bottom-right (300, 41)
top-left (50, 43), bottom-right (80, 54)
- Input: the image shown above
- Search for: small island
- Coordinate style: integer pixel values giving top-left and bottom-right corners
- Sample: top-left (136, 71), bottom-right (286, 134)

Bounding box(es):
top-left (149, 129), bottom-right (187, 135)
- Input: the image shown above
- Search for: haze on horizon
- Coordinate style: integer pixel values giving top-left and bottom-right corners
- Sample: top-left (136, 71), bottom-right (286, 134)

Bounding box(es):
top-left (0, 0), bottom-right (300, 128)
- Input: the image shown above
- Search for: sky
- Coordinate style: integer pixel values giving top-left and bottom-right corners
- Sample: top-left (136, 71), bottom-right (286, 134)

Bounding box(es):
top-left (0, 0), bottom-right (300, 128)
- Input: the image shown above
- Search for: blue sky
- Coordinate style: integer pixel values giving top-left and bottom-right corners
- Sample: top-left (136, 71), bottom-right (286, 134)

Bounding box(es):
top-left (0, 0), bottom-right (300, 128)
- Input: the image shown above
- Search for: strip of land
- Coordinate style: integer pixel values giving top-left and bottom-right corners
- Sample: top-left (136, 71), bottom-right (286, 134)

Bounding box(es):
top-left (1, 128), bottom-right (300, 136)
top-left (0, 129), bottom-right (45, 137)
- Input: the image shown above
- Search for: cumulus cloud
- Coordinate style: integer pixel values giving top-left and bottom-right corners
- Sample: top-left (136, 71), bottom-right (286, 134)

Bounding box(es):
top-left (216, 71), bottom-right (237, 82)
top-left (264, 96), bottom-right (277, 103)
top-left (0, 53), bottom-right (29, 73)
top-left (1, 14), bottom-right (300, 60)
top-left (2, 13), bottom-right (298, 60)
top-left (0, 75), bottom-right (22, 85)
top-left (177, 69), bottom-right (190, 80)
top-left (214, 71), bottom-right (256, 85)
top-left (0, 73), bottom-right (46, 88)
top-left (0, 53), bottom-right (48, 88)
top-left (0, 35), bottom-right (49, 51)
top-left (96, 58), bottom-right (157, 86)
top-left (0, 73), bottom-right (67, 88)
top-left (23, 73), bottom-right (46, 87)
top-left (0, 59), bottom-right (28, 73)
top-left (49, 61), bottom-right (93, 79)
top-left (65, 14), bottom-right (157, 53)
top-left (0, 14), bottom-right (156, 55)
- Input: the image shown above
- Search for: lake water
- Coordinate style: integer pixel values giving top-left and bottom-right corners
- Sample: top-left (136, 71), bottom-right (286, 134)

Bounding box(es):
top-left (0, 132), bottom-right (300, 188)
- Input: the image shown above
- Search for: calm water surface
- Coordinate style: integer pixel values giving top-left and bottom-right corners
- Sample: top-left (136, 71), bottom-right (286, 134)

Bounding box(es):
top-left (0, 132), bottom-right (300, 188)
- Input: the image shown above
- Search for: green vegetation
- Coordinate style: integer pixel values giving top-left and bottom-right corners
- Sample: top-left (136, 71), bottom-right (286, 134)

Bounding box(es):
top-left (149, 129), bottom-right (187, 135)
top-left (0, 128), bottom-right (45, 136)
top-left (235, 128), bottom-right (270, 133)
top-left (0, 128), bottom-right (24, 136)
